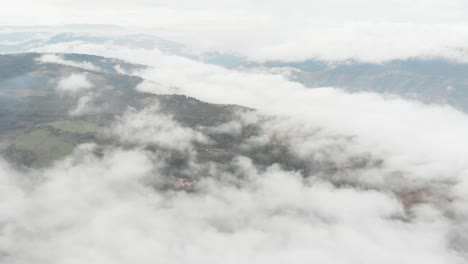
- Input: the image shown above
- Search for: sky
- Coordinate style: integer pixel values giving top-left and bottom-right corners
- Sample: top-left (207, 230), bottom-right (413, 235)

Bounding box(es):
top-left (1, 0), bottom-right (468, 61)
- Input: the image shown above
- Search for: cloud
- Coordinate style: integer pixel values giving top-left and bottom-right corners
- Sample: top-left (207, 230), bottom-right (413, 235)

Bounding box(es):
top-left (55, 73), bottom-right (104, 116)
top-left (69, 94), bottom-right (93, 116)
top-left (0, 0), bottom-right (467, 62)
top-left (31, 43), bottom-right (468, 188)
top-left (30, 43), bottom-right (468, 185)
top-left (0, 142), bottom-right (465, 264)
top-left (109, 103), bottom-right (209, 152)
top-left (56, 73), bottom-right (93, 93)
top-left (204, 120), bottom-right (243, 136)
top-left (38, 54), bottom-right (101, 71)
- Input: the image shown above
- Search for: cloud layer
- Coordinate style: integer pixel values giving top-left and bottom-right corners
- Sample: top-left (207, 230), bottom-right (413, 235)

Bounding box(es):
top-left (1, 40), bottom-right (468, 263)
top-left (3, 0), bottom-right (468, 62)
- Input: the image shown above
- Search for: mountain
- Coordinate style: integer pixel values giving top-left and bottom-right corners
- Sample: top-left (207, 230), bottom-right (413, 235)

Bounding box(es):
top-left (0, 29), bottom-right (186, 55)
top-left (208, 57), bottom-right (468, 111)
top-left (0, 52), bottom-right (453, 203)
top-left (0, 53), bottom-right (304, 177)
top-left (267, 59), bottom-right (468, 110)
top-left (3, 29), bottom-right (466, 112)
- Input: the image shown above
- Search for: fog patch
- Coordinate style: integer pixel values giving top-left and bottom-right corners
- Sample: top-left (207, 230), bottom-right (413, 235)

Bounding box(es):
top-left (0, 143), bottom-right (466, 264)
top-left (38, 54), bottom-right (101, 71)
top-left (55, 73), bottom-right (110, 116)
top-left (56, 73), bottom-right (93, 93)
top-left (109, 104), bottom-right (209, 152)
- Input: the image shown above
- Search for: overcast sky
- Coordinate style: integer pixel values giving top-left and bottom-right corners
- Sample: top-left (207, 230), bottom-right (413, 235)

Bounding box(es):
top-left (2, 0), bottom-right (467, 26)
top-left (2, 0), bottom-right (468, 61)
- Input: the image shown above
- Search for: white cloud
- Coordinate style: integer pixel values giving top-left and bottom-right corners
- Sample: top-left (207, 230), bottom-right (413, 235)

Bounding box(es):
top-left (69, 95), bottom-right (93, 116)
top-left (0, 143), bottom-right (465, 264)
top-left (55, 73), bottom-right (104, 116)
top-left (38, 54), bottom-right (101, 71)
top-left (0, 0), bottom-right (466, 62)
top-left (31, 44), bottom-right (468, 186)
top-left (113, 64), bottom-right (127, 75)
top-left (109, 104), bottom-right (208, 152)
top-left (56, 73), bottom-right (93, 93)
top-left (33, 45), bottom-right (468, 188)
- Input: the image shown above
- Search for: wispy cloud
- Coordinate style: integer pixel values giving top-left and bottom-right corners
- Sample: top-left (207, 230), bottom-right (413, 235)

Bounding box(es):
top-left (38, 54), bottom-right (102, 71)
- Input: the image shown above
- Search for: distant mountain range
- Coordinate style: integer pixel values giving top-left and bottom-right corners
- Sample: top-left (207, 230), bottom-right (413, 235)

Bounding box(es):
top-left (202, 53), bottom-right (468, 111)
top-left (1, 29), bottom-right (467, 112)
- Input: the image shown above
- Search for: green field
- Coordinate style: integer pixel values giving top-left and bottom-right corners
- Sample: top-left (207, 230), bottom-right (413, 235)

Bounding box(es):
top-left (49, 120), bottom-right (98, 134)
top-left (15, 129), bottom-right (75, 167)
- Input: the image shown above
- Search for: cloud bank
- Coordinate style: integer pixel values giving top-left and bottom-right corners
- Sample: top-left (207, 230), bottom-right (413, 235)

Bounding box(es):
top-left (0, 40), bottom-right (468, 263)
top-left (39, 54), bottom-right (101, 71)
top-left (2, 0), bottom-right (468, 62)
